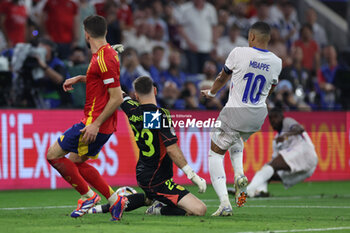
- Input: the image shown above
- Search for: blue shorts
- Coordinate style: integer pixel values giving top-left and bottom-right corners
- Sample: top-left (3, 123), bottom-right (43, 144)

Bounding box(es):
top-left (57, 122), bottom-right (112, 159)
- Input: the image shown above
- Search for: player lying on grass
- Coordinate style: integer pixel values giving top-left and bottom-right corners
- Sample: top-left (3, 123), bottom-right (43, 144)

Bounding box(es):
top-left (201, 22), bottom-right (282, 216)
top-left (89, 76), bottom-right (207, 216)
top-left (245, 108), bottom-right (318, 197)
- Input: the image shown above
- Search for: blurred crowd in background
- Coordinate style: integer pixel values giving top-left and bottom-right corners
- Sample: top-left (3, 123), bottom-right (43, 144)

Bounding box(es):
top-left (0, 0), bottom-right (349, 110)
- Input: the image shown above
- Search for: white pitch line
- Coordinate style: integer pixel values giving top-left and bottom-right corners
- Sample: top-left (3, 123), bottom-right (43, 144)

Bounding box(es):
top-left (247, 205), bottom-right (350, 209)
top-left (238, 226), bottom-right (350, 233)
top-left (205, 204), bottom-right (350, 209)
top-left (202, 194), bottom-right (350, 202)
top-left (0, 205), bottom-right (75, 210)
top-left (2, 203), bottom-right (350, 211)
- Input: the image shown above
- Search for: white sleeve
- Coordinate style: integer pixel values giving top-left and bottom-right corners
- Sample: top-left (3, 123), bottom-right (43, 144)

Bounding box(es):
top-left (283, 117), bottom-right (300, 132)
top-left (272, 58), bottom-right (282, 85)
top-left (271, 139), bottom-right (279, 159)
top-left (224, 48), bottom-right (238, 71)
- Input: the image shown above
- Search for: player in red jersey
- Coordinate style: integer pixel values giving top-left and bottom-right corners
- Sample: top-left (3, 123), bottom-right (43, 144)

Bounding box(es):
top-left (46, 15), bottom-right (126, 221)
top-left (0, 0), bottom-right (27, 46)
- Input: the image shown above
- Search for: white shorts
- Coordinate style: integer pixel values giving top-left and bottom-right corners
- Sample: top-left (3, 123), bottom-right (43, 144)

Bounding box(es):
top-left (210, 122), bottom-right (254, 151)
top-left (277, 168), bottom-right (316, 189)
top-left (278, 142), bottom-right (318, 188)
top-left (217, 106), bottom-right (267, 133)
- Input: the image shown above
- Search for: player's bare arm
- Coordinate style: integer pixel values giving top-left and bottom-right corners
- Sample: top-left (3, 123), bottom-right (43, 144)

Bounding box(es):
top-left (268, 85), bottom-right (276, 97)
top-left (80, 86), bottom-right (123, 144)
top-left (201, 69), bottom-right (231, 98)
top-left (63, 75), bottom-right (87, 92)
top-left (36, 56), bottom-right (65, 84)
top-left (166, 144), bottom-right (207, 193)
top-left (275, 124), bottom-right (304, 142)
top-left (165, 143), bottom-right (188, 168)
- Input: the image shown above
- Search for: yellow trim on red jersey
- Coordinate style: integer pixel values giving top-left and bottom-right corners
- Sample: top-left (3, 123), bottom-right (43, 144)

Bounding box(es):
top-left (77, 134), bottom-right (100, 159)
top-left (97, 49), bottom-right (108, 73)
top-left (87, 62), bottom-right (92, 74)
top-left (86, 97), bottom-right (96, 125)
top-left (77, 134), bottom-right (88, 156)
top-left (78, 97), bottom-right (96, 156)
top-left (97, 51), bottom-right (106, 73)
top-left (101, 49), bottom-right (108, 71)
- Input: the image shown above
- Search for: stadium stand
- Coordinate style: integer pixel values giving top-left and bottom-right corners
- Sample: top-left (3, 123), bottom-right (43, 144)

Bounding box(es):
top-left (0, 0), bottom-right (349, 110)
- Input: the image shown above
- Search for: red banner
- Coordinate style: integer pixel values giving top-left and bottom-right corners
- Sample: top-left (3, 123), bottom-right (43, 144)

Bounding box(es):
top-left (0, 110), bottom-right (349, 190)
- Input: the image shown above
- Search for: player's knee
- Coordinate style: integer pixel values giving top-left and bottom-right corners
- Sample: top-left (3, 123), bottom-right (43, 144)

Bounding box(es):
top-left (192, 202), bottom-right (207, 216)
top-left (229, 141), bottom-right (243, 153)
top-left (69, 153), bottom-right (87, 163)
top-left (47, 142), bottom-right (65, 161)
top-left (210, 141), bottom-right (227, 155)
top-left (46, 145), bottom-right (56, 160)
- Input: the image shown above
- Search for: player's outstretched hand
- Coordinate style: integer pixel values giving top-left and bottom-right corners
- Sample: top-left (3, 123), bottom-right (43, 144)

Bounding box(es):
top-left (63, 79), bottom-right (75, 92)
top-left (191, 174), bottom-right (207, 193)
top-left (201, 89), bottom-right (214, 99)
top-left (63, 75), bottom-right (85, 92)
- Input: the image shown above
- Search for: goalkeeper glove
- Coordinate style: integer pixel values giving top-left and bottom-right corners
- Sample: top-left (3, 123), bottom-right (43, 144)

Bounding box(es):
top-left (182, 164), bottom-right (207, 193)
top-left (111, 44), bottom-right (124, 53)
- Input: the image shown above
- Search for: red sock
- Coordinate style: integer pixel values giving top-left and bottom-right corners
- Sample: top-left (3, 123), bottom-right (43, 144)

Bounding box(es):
top-left (48, 158), bottom-right (89, 195)
top-left (75, 162), bottom-right (114, 199)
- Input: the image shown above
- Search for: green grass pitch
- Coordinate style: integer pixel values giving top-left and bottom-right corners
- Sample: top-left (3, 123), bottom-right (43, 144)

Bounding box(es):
top-left (1, 181), bottom-right (349, 233)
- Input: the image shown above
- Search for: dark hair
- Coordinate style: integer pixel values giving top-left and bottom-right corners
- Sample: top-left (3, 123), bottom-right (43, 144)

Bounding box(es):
top-left (230, 23), bottom-right (241, 31)
top-left (39, 38), bottom-right (57, 57)
top-left (39, 38), bottom-right (56, 50)
top-left (152, 45), bottom-right (165, 53)
top-left (300, 23), bottom-right (313, 34)
top-left (282, 0), bottom-right (294, 7)
top-left (250, 21), bottom-right (271, 36)
top-left (72, 46), bottom-right (86, 54)
top-left (133, 76), bottom-right (154, 95)
top-left (83, 15), bottom-right (107, 38)
top-left (122, 47), bottom-right (137, 58)
top-left (268, 107), bottom-right (284, 117)
top-left (256, 0), bottom-right (269, 7)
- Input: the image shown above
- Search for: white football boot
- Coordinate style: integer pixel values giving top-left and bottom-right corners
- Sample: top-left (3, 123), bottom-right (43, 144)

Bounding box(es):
top-left (235, 175), bottom-right (248, 207)
top-left (145, 200), bottom-right (165, 215)
top-left (211, 205), bottom-right (233, 216)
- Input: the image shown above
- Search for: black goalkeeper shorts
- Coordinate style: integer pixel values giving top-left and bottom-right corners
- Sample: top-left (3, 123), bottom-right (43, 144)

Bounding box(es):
top-left (140, 178), bottom-right (190, 206)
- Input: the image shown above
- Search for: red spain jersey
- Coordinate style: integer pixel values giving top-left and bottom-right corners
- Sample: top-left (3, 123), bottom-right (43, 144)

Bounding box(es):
top-left (82, 44), bottom-right (120, 134)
